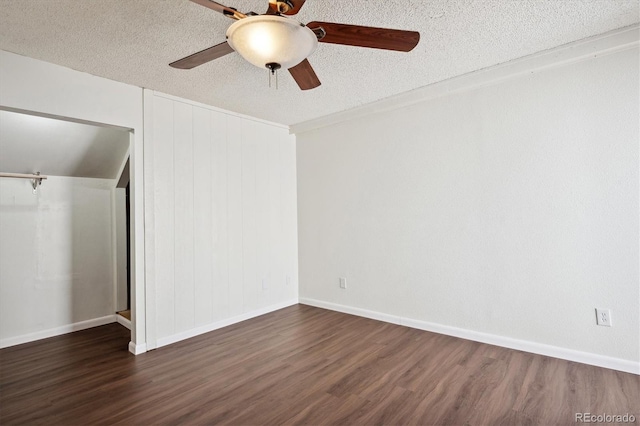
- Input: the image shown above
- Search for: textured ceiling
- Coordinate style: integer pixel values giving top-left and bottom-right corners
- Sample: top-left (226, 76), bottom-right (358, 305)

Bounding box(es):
top-left (0, 0), bottom-right (638, 126)
top-left (0, 110), bottom-right (130, 179)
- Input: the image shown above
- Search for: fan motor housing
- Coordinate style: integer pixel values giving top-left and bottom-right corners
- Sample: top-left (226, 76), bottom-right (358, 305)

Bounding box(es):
top-left (275, 0), bottom-right (294, 13)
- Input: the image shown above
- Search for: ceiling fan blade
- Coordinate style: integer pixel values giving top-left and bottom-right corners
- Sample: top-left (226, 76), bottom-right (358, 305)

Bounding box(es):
top-left (266, 0), bottom-right (307, 15)
top-left (170, 41), bottom-right (235, 69)
top-left (288, 59), bottom-right (321, 90)
top-left (190, 0), bottom-right (246, 19)
top-left (307, 21), bottom-right (420, 52)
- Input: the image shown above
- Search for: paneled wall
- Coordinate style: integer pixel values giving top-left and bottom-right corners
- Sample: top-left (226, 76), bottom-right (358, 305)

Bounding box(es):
top-left (146, 92), bottom-right (298, 347)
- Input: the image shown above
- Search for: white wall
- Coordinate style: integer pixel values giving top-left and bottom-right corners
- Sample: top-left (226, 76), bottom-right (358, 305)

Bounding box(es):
top-left (114, 188), bottom-right (128, 312)
top-left (296, 45), bottom-right (639, 371)
top-left (0, 176), bottom-right (115, 346)
top-left (144, 92), bottom-right (298, 348)
top-left (0, 50), bottom-right (146, 352)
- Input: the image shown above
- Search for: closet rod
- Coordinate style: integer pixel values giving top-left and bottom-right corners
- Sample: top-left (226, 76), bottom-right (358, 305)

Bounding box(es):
top-left (0, 172), bottom-right (48, 180)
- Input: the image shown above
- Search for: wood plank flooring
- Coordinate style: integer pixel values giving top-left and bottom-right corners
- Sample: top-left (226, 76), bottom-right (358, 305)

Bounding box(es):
top-left (1, 304), bottom-right (638, 425)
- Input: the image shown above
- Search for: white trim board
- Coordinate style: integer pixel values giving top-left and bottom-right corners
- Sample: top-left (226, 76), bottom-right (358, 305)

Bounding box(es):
top-left (155, 299), bottom-right (299, 349)
top-left (290, 24), bottom-right (640, 135)
top-left (142, 88), bottom-right (157, 351)
top-left (299, 298), bottom-right (640, 376)
top-left (0, 315), bottom-right (117, 349)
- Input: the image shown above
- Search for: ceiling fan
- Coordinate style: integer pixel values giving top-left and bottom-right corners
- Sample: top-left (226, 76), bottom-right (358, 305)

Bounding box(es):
top-left (170, 0), bottom-right (420, 90)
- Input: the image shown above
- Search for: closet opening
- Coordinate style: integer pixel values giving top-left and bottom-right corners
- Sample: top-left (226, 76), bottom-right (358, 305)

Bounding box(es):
top-left (0, 108), bottom-right (134, 349)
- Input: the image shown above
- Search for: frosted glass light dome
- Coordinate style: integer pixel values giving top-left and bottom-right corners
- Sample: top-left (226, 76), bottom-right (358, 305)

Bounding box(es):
top-left (226, 15), bottom-right (318, 70)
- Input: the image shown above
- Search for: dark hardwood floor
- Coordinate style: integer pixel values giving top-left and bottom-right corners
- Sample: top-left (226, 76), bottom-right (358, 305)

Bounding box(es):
top-left (1, 304), bottom-right (638, 425)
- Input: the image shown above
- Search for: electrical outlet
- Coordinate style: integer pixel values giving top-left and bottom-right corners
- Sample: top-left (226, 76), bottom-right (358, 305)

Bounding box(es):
top-left (286, 275), bottom-right (290, 286)
top-left (262, 278), bottom-right (268, 290)
top-left (595, 308), bottom-right (612, 327)
top-left (339, 277), bottom-right (347, 289)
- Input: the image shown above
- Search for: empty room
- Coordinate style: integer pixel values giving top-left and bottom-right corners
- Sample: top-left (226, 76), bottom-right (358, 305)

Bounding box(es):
top-left (0, 0), bottom-right (638, 424)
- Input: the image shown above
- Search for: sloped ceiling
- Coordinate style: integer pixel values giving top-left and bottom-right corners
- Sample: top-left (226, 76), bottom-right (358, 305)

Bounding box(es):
top-left (0, 110), bottom-right (130, 179)
top-left (0, 0), bottom-right (638, 126)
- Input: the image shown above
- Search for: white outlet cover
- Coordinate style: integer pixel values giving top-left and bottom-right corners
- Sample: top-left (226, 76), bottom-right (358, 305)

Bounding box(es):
top-left (339, 277), bottom-right (347, 289)
top-left (595, 308), bottom-right (612, 327)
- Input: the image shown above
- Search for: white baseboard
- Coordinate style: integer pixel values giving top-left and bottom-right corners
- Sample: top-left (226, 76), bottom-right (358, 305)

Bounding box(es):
top-left (299, 298), bottom-right (640, 375)
top-left (116, 314), bottom-right (132, 330)
top-left (155, 299), bottom-right (299, 349)
top-left (128, 340), bottom-right (147, 355)
top-left (0, 315), bottom-right (117, 349)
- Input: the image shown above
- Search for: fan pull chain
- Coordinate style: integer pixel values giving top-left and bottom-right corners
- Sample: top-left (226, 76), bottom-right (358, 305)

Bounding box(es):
top-left (268, 68), bottom-right (279, 90)
top-left (266, 63), bottom-right (281, 90)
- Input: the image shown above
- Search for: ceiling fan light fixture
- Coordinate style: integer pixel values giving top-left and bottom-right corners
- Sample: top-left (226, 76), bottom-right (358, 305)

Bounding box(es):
top-left (226, 15), bottom-right (317, 70)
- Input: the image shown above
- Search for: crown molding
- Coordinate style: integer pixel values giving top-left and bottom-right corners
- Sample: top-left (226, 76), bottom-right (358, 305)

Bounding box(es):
top-left (290, 24), bottom-right (639, 135)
